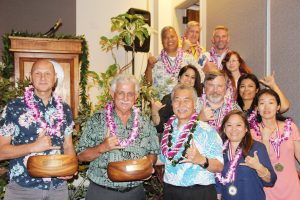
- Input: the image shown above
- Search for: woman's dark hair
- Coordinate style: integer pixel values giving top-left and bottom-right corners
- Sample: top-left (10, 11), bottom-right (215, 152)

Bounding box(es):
top-left (178, 64), bottom-right (203, 97)
top-left (254, 88), bottom-right (287, 122)
top-left (220, 110), bottom-right (254, 158)
top-left (236, 73), bottom-right (261, 114)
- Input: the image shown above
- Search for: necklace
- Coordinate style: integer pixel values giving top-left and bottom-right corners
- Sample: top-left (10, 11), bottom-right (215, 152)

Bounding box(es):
top-left (24, 85), bottom-right (64, 136)
top-left (105, 101), bottom-right (140, 147)
top-left (209, 47), bottom-right (229, 69)
top-left (161, 113), bottom-right (198, 166)
top-left (160, 48), bottom-right (183, 75)
top-left (215, 140), bottom-right (242, 185)
top-left (252, 118), bottom-right (292, 158)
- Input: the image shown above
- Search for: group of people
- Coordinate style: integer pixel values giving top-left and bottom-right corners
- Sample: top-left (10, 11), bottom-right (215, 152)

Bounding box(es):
top-left (0, 21), bottom-right (299, 200)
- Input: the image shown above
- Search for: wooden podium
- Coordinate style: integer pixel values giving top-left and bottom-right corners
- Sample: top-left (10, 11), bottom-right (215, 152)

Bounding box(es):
top-left (9, 36), bottom-right (82, 119)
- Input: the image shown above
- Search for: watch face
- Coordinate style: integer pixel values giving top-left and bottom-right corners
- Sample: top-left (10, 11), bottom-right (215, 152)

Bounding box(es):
top-left (201, 157), bottom-right (209, 169)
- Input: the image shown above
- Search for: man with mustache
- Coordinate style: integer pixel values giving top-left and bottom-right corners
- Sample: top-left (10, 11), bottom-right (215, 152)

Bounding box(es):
top-left (159, 84), bottom-right (223, 200)
top-left (77, 74), bottom-right (160, 200)
top-left (198, 70), bottom-right (241, 133)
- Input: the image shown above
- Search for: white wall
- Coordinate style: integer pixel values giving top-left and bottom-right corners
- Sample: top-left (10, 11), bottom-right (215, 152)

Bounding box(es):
top-left (76, 0), bottom-right (187, 105)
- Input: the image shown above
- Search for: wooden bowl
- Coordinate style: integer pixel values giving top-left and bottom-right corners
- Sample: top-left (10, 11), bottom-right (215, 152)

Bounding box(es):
top-left (107, 158), bottom-right (153, 182)
top-left (27, 154), bottom-right (78, 178)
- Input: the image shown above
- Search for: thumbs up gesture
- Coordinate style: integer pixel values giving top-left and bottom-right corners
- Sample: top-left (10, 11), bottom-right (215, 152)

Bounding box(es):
top-left (31, 129), bottom-right (61, 153)
top-left (147, 53), bottom-right (157, 69)
top-left (240, 151), bottom-right (261, 170)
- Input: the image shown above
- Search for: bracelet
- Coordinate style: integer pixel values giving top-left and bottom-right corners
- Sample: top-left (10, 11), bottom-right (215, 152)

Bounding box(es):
top-left (259, 167), bottom-right (269, 178)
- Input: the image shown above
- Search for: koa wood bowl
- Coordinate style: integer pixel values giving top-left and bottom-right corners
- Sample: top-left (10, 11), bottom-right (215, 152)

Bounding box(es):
top-left (27, 154), bottom-right (78, 178)
top-left (107, 158), bottom-right (153, 182)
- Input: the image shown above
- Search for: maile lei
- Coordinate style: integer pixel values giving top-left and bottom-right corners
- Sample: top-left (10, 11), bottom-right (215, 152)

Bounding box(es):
top-left (251, 117), bottom-right (292, 158)
top-left (105, 101), bottom-right (140, 148)
top-left (181, 36), bottom-right (203, 58)
top-left (201, 93), bottom-right (233, 132)
top-left (215, 140), bottom-right (242, 185)
top-left (160, 48), bottom-right (183, 75)
top-left (24, 85), bottom-right (64, 136)
top-left (209, 47), bottom-right (229, 70)
top-left (161, 112), bottom-right (198, 166)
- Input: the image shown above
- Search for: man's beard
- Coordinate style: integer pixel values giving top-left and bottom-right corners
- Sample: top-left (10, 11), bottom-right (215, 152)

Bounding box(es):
top-left (207, 94), bottom-right (224, 104)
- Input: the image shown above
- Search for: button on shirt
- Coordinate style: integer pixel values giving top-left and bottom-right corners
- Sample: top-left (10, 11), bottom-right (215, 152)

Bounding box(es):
top-left (160, 119), bottom-right (223, 187)
top-left (0, 94), bottom-right (74, 190)
top-left (77, 109), bottom-right (160, 189)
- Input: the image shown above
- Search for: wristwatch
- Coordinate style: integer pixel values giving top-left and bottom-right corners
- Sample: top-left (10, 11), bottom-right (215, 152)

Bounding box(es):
top-left (200, 157), bottom-right (209, 169)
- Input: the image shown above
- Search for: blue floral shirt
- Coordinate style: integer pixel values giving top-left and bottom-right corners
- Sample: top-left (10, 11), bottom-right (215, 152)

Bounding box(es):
top-left (160, 119), bottom-right (223, 186)
top-left (0, 93), bottom-right (74, 190)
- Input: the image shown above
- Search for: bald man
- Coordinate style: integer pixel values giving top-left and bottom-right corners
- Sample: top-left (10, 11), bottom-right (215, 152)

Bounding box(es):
top-left (0, 59), bottom-right (76, 200)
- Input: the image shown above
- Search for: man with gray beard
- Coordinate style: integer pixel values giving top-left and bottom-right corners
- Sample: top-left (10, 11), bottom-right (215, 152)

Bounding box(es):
top-left (198, 70), bottom-right (241, 133)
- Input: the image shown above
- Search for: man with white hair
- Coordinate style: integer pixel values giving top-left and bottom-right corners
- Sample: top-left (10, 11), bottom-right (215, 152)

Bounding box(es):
top-left (0, 59), bottom-right (76, 200)
top-left (77, 73), bottom-right (160, 200)
top-left (159, 84), bottom-right (223, 200)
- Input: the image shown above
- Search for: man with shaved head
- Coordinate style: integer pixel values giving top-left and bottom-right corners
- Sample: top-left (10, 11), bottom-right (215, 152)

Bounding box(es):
top-left (0, 59), bottom-right (76, 200)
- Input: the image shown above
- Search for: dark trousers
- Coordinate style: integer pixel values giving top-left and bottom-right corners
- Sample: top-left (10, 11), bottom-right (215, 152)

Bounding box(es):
top-left (163, 182), bottom-right (217, 200)
top-left (86, 181), bottom-right (146, 200)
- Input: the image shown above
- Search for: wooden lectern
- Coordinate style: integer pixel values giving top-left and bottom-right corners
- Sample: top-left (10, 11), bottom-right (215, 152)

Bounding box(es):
top-left (9, 36), bottom-right (82, 119)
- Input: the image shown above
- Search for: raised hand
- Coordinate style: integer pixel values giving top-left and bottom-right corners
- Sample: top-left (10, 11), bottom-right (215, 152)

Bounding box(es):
top-left (151, 100), bottom-right (165, 113)
top-left (99, 129), bottom-right (124, 153)
top-left (259, 71), bottom-right (277, 89)
top-left (240, 151), bottom-right (261, 170)
top-left (32, 129), bottom-right (60, 153)
top-left (180, 140), bottom-right (204, 165)
top-left (147, 53), bottom-right (158, 69)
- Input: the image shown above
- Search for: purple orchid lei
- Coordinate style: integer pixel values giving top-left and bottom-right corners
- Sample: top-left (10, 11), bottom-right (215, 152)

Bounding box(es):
top-left (24, 85), bottom-right (64, 136)
top-left (215, 140), bottom-right (242, 185)
top-left (105, 101), bottom-right (140, 148)
top-left (251, 115), bottom-right (293, 158)
top-left (160, 48), bottom-right (183, 75)
top-left (161, 113), bottom-right (198, 165)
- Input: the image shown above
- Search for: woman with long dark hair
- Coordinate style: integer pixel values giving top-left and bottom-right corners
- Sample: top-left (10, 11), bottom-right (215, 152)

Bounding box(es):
top-left (237, 73), bottom-right (289, 115)
top-left (216, 110), bottom-right (276, 200)
top-left (251, 89), bottom-right (300, 200)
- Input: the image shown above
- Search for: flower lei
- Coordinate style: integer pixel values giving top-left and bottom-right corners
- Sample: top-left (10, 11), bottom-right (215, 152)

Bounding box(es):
top-left (251, 117), bottom-right (292, 158)
top-left (209, 47), bottom-right (229, 70)
top-left (215, 140), bottom-right (242, 185)
top-left (160, 48), bottom-right (183, 75)
top-left (24, 85), bottom-right (64, 136)
top-left (201, 93), bottom-right (233, 132)
top-left (181, 36), bottom-right (203, 58)
top-left (161, 112), bottom-right (198, 166)
top-left (105, 101), bottom-right (140, 148)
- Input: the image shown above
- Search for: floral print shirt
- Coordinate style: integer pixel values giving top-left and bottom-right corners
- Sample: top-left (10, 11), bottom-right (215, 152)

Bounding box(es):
top-left (77, 108), bottom-right (160, 189)
top-left (160, 119), bottom-right (223, 186)
top-left (0, 94), bottom-right (74, 190)
top-left (152, 52), bottom-right (205, 100)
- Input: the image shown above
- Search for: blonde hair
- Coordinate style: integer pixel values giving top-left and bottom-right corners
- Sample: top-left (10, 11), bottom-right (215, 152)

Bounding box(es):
top-left (213, 25), bottom-right (229, 37)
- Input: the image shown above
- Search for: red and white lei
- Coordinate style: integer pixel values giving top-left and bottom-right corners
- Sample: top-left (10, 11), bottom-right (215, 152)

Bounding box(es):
top-left (160, 48), bottom-right (183, 75)
top-left (215, 140), bottom-right (242, 185)
top-left (105, 101), bottom-right (140, 147)
top-left (24, 85), bottom-right (64, 136)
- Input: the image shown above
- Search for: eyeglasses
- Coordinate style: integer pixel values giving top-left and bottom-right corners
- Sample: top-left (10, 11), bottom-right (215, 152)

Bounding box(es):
top-left (227, 60), bottom-right (239, 63)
